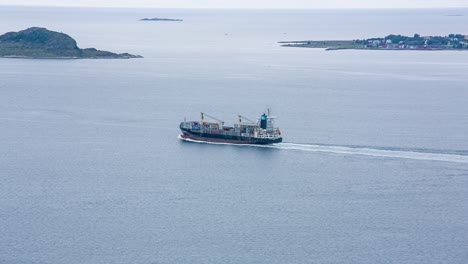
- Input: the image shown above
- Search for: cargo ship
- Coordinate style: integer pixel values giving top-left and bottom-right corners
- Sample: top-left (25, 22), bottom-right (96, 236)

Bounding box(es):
top-left (179, 111), bottom-right (282, 145)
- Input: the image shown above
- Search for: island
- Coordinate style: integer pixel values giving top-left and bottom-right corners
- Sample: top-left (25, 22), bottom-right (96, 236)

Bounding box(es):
top-left (140, 18), bottom-right (182, 22)
top-left (279, 34), bottom-right (468, 51)
top-left (0, 27), bottom-right (143, 59)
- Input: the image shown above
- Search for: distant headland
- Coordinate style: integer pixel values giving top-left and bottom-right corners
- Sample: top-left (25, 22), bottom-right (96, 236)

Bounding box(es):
top-left (280, 34), bottom-right (468, 51)
top-left (0, 27), bottom-right (143, 59)
top-left (140, 18), bottom-right (183, 22)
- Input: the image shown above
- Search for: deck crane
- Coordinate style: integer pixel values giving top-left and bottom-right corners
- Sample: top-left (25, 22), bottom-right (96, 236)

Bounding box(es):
top-left (200, 112), bottom-right (224, 126)
top-left (237, 114), bottom-right (257, 126)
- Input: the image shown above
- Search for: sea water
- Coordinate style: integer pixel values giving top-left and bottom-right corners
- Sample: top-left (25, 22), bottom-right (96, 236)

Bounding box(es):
top-left (0, 7), bottom-right (467, 264)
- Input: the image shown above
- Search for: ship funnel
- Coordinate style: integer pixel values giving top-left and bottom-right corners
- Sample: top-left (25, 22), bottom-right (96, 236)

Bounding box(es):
top-left (260, 113), bottom-right (267, 129)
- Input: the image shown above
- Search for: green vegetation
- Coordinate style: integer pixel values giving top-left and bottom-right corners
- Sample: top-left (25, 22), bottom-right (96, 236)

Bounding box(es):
top-left (0, 27), bottom-right (142, 59)
top-left (280, 34), bottom-right (468, 50)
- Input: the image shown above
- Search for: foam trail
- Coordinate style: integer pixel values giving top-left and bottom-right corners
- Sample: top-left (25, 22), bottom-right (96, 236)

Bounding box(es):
top-left (269, 143), bottom-right (468, 164)
top-left (178, 136), bottom-right (468, 164)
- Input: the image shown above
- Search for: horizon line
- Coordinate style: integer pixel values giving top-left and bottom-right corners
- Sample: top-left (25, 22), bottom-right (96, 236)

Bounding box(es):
top-left (1, 4), bottom-right (467, 9)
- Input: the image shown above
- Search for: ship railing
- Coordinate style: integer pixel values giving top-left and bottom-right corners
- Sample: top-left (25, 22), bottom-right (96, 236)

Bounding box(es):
top-left (257, 134), bottom-right (281, 139)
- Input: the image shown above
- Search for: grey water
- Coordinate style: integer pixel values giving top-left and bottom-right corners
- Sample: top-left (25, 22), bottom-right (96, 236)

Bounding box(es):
top-left (1, 6), bottom-right (468, 264)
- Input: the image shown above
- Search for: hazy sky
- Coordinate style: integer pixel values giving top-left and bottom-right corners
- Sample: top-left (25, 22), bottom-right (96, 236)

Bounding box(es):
top-left (2, 0), bottom-right (468, 8)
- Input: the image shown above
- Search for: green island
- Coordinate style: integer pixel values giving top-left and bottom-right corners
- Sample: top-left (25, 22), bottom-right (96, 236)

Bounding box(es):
top-left (0, 27), bottom-right (143, 59)
top-left (279, 34), bottom-right (468, 50)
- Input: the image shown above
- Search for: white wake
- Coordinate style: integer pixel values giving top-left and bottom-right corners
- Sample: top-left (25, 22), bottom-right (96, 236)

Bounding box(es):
top-left (269, 143), bottom-right (468, 164)
top-left (179, 136), bottom-right (468, 164)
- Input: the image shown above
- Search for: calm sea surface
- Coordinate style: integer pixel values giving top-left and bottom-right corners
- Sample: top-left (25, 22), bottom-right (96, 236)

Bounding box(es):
top-left (1, 6), bottom-right (467, 264)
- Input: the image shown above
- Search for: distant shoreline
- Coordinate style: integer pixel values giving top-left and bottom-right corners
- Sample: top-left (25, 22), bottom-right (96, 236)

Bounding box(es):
top-left (281, 45), bottom-right (468, 51)
top-left (140, 18), bottom-right (182, 22)
top-left (0, 55), bottom-right (79, 59)
top-left (0, 55), bottom-right (140, 59)
top-left (280, 34), bottom-right (468, 51)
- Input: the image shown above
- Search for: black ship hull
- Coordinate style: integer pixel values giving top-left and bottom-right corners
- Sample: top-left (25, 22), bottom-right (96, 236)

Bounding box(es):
top-left (180, 128), bottom-right (282, 145)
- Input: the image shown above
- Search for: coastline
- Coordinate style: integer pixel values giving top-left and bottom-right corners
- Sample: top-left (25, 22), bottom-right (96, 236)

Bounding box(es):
top-left (0, 55), bottom-right (143, 59)
top-left (282, 46), bottom-right (468, 51)
top-left (280, 34), bottom-right (468, 51)
top-left (0, 27), bottom-right (143, 59)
